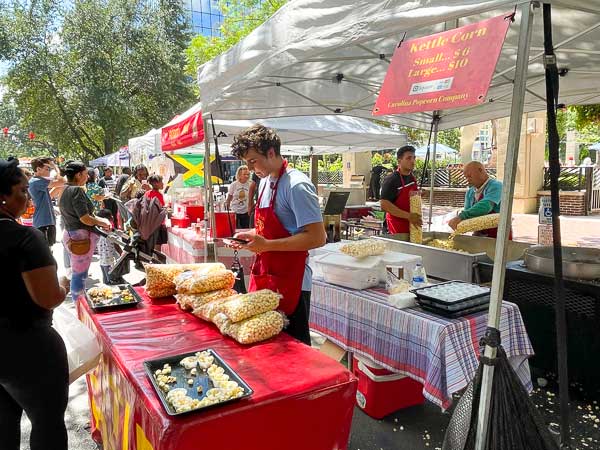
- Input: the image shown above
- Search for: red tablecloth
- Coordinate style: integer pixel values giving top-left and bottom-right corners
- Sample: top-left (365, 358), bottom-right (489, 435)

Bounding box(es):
top-left (80, 288), bottom-right (357, 450)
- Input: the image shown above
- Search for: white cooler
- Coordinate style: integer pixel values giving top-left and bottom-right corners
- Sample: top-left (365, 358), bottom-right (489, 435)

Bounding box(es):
top-left (313, 253), bottom-right (381, 290)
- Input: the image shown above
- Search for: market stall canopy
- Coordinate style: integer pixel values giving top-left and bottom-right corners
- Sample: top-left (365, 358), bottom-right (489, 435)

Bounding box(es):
top-left (128, 128), bottom-right (161, 165)
top-left (415, 143), bottom-right (458, 158)
top-left (197, 0), bottom-right (600, 131)
top-left (129, 103), bottom-right (406, 157)
top-left (211, 115), bottom-right (406, 150)
top-left (589, 142), bottom-right (600, 151)
top-left (89, 147), bottom-right (130, 167)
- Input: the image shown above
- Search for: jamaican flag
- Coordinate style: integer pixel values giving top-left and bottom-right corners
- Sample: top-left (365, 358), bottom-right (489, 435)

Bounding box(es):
top-left (168, 153), bottom-right (223, 187)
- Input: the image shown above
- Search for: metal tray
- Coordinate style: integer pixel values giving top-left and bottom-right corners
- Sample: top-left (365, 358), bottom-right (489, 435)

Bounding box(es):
top-left (144, 349), bottom-right (253, 416)
top-left (85, 285), bottom-right (143, 312)
top-left (411, 281), bottom-right (490, 307)
top-left (417, 295), bottom-right (489, 312)
top-left (524, 245), bottom-right (600, 280)
top-left (418, 301), bottom-right (490, 319)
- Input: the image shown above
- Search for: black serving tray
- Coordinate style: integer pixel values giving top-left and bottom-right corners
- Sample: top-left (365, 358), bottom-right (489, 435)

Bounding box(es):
top-left (85, 284), bottom-right (143, 312)
top-left (418, 301), bottom-right (490, 319)
top-left (144, 348), bottom-right (253, 416)
top-left (411, 280), bottom-right (490, 309)
top-left (416, 295), bottom-right (490, 312)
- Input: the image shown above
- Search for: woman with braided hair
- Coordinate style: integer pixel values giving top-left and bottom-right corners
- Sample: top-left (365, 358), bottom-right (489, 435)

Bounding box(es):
top-left (0, 157), bottom-right (69, 450)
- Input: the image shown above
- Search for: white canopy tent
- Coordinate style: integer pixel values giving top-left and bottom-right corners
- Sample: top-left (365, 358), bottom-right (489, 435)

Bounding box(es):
top-left (128, 128), bottom-right (161, 166)
top-left (197, 0), bottom-right (600, 131)
top-left (128, 105), bottom-right (405, 155)
top-left (89, 148), bottom-right (130, 167)
top-left (196, 1), bottom-right (600, 447)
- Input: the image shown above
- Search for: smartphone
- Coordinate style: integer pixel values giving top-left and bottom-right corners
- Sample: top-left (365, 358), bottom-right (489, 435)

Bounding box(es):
top-left (222, 237), bottom-right (250, 245)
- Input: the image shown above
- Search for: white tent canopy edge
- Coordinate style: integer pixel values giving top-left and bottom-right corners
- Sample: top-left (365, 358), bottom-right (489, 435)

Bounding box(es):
top-left (197, 0), bottom-right (600, 131)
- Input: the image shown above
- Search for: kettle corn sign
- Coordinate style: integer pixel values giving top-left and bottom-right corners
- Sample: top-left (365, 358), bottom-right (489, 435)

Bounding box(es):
top-left (373, 14), bottom-right (512, 115)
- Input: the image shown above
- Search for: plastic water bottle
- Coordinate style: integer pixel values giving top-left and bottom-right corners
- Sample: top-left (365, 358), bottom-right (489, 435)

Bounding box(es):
top-left (412, 264), bottom-right (428, 288)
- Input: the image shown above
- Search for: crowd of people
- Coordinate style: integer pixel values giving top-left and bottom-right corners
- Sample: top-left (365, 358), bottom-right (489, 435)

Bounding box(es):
top-left (0, 155), bottom-right (168, 450)
top-left (0, 126), bottom-right (326, 448)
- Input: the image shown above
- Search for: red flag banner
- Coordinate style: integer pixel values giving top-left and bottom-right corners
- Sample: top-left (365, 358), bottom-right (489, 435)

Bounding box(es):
top-left (161, 110), bottom-right (205, 151)
top-left (373, 14), bottom-right (512, 115)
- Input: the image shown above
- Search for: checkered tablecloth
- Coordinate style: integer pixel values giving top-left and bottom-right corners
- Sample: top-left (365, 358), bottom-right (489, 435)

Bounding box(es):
top-left (310, 279), bottom-right (534, 410)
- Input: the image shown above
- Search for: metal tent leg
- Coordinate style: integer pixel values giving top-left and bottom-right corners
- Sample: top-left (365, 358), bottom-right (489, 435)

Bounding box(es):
top-left (474, 3), bottom-right (537, 449)
top-left (428, 114), bottom-right (440, 231)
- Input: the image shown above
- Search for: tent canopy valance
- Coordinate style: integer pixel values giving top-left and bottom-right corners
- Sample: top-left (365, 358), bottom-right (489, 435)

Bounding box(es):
top-left (197, 0), bottom-right (600, 130)
top-left (128, 106), bottom-right (407, 158)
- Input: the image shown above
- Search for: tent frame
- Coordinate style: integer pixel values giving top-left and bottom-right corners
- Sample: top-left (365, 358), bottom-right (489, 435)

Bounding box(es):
top-left (196, 2), bottom-right (600, 446)
top-left (475, 2), bottom-right (536, 448)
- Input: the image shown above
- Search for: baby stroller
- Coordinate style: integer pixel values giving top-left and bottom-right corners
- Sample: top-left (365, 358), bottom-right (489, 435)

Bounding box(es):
top-left (99, 197), bottom-right (167, 282)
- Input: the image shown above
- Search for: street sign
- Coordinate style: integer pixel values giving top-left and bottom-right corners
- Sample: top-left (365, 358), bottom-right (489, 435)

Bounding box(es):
top-left (539, 197), bottom-right (553, 225)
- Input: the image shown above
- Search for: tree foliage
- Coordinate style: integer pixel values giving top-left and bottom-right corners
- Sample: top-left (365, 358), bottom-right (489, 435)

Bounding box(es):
top-left (0, 98), bottom-right (55, 159)
top-left (2, 0), bottom-right (195, 161)
top-left (185, 0), bottom-right (287, 81)
top-left (571, 104), bottom-right (600, 129)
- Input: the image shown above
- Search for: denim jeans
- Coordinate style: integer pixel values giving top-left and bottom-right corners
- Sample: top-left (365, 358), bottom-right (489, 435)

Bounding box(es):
top-left (63, 229), bottom-right (99, 300)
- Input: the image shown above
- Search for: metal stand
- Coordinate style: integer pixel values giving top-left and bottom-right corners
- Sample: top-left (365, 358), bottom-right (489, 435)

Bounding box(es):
top-left (203, 117), bottom-right (214, 263)
top-left (475, 3), bottom-right (536, 449)
top-left (543, 3), bottom-right (571, 446)
top-left (427, 114), bottom-right (440, 231)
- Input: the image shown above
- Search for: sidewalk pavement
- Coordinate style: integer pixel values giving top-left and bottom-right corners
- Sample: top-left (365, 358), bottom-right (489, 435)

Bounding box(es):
top-left (426, 205), bottom-right (600, 248)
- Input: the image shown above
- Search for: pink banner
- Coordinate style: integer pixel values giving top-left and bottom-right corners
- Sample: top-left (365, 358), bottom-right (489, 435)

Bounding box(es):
top-left (373, 13), bottom-right (512, 115)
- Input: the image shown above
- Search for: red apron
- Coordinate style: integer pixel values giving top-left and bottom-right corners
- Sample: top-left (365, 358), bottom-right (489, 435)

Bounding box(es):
top-left (386, 172), bottom-right (418, 234)
top-left (248, 161), bottom-right (308, 315)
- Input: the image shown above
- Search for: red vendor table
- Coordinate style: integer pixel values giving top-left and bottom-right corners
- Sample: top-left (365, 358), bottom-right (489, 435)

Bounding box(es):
top-left (79, 288), bottom-right (357, 450)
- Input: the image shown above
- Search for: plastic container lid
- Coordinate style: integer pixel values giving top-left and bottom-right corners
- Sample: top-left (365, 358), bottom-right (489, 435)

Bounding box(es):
top-left (315, 253), bottom-right (381, 269)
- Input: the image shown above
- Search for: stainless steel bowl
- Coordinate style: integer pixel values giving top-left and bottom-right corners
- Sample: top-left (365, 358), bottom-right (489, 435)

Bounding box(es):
top-left (524, 245), bottom-right (600, 280)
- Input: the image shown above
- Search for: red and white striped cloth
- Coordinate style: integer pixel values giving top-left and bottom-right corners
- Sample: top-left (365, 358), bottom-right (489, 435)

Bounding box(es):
top-left (310, 279), bottom-right (534, 410)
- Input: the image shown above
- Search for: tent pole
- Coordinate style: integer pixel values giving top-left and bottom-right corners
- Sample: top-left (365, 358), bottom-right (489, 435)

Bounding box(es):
top-left (475, 3), bottom-right (536, 449)
top-left (427, 20), bottom-right (457, 230)
top-left (428, 114), bottom-right (440, 231)
top-left (203, 117), bottom-right (215, 263)
top-left (309, 147), bottom-right (319, 187)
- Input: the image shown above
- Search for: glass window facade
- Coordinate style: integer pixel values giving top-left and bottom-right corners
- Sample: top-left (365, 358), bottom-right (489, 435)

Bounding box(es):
top-left (182, 0), bottom-right (226, 36)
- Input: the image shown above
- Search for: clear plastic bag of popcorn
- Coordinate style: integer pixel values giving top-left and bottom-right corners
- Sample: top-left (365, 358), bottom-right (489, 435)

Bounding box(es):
top-left (453, 213), bottom-right (500, 236)
top-left (145, 263), bottom-right (225, 298)
top-left (220, 289), bottom-right (281, 323)
top-left (409, 191), bottom-right (423, 244)
top-left (175, 289), bottom-right (237, 311)
top-left (174, 268), bottom-right (236, 294)
top-left (339, 238), bottom-right (386, 258)
top-left (219, 310), bottom-right (286, 344)
top-left (192, 296), bottom-right (236, 322)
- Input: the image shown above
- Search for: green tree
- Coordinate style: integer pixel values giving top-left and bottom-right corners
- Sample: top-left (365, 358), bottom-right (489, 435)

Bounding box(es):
top-left (572, 104), bottom-right (600, 129)
top-left (185, 0), bottom-right (287, 81)
top-left (438, 128), bottom-right (461, 151)
top-left (0, 99), bottom-right (56, 159)
top-left (4, 0), bottom-right (195, 161)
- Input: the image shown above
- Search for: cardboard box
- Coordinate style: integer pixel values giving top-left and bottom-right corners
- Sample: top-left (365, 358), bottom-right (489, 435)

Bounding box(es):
top-left (319, 339), bottom-right (346, 362)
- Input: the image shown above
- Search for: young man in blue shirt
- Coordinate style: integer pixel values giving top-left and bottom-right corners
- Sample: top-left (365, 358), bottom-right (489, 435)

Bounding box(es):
top-left (232, 125), bottom-right (326, 345)
top-left (28, 157), bottom-right (65, 245)
top-left (448, 161), bottom-right (505, 238)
